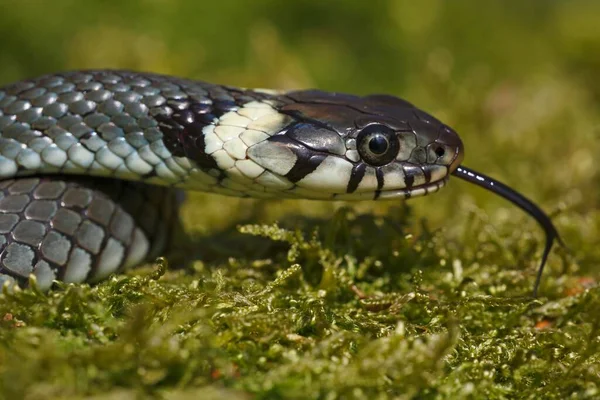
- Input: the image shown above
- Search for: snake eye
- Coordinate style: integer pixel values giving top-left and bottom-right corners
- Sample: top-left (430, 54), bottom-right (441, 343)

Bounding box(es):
top-left (356, 124), bottom-right (399, 166)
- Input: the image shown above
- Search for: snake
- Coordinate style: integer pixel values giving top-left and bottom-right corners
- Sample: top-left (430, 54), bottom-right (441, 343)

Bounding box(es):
top-left (0, 70), bottom-right (562, 296)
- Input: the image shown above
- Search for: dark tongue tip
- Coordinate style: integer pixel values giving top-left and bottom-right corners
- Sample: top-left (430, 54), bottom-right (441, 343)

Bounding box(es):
top-left (451, 165), bottom-right (566, 298)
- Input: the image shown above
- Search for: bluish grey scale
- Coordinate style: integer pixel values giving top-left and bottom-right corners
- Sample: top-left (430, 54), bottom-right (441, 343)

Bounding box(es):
top-left (136, 86), bottom-right (160, 97)
top-left (98, 74), bottom-right (121, 84)
top-left (12, 220), bottom-right (46, 246)
top-left (0, 95), bottom-right (17, 108)
top-left (0, 116), bottom-right (16, 129)
top-left (77, 82), bottom-right (103, 92)
top-left (96, 238), bottom-right (124, 277)
top-left (125, 131), bottom-right (149, 148)
top-left (4, 123), bottom-right (27, 138)
top-left (138, 117), bottom-right (157, 129)
top-left (8, 178), bottom-right (40, 194)
top-left (34, 180), bottom-right (66, 199)
top-left (149, 106), bottom-right (172, 119)
top-left (51, 208), bottom-right (82, 235)
top-left (143, 127), bottom-right (163, 142)
top-left (85, 89), bottom-right (112, 103)
top-left (53, 83), bottom-right (76, 94)
top-left (142, 94), bottom-right (167, 108)
top-left (98, 100), bottom-right (124, 116)
top-left (98, 122), bottom-right (124, 140)
top-left (5, 82), bottom-right (35, 95)
top-left (5, 100), bottom-right (31, 115)
top-left (31, 92), bottom-right (58, 107)
top-left (39, 76), bottom-right (64, 88)
top-left (55, 133), bottom-right (77, 151)
top-left (33, 260), bottom-right (55, 288)
top-left (2, 242), bottom-right (34, 276)
top-left (43, 102), bottom-right (69, 118)
top-left (70, 73), bottom-right (93, 83)
top-left (10, 130), bottom-right (41, 144)
top-left (58, 115), bottom-right (83, 130)
top-left (69, 121), bottom-right (94, 138)
top-left (62, 187), bottom-right (92, 207)
top-left (32, 116), bottom-right (59, 131)
top-left (114, 91), bottom-right (142, 104)
top-left (109, 208), bottom-right (134, 242)
top-left (155, 82), bottom-right (179, 91)
top-left (167, 99), bottom-right (189, 111)
top-left (0, 214), bottom-right (19, 233)
top-left (86, 197), bottom-right (115, 225)
top-left (125, 102), bottom-right (148, 118)
top-left (41, 145), bottom-right (67, 167)
top-left (128, 77), bottom-right (151, 87)
top-left (106, 83), bottom-right (129, 93)
top-left (108, 137), bottom-right (134, 157)
top-left (17, 149), bottom-right (42, 169)
top-left (28, 137), bottom-right (53, 153)
top-left (1, 139), bottom-right (24, 158)
top-left (17, 107), bottom-right (43, 124)
top-left (41, 230), bottom-right (71, 265)
top-left (64, 247), bottom-right (92, 283)
top-left (112, 115), bottom-right (137, 132)
top-left (69, 100), bottom-right (96, 115)
top-left (80, 133), bottom-right (105, 151)
top-left (149, 141), bottom-right (170, 158)
top-left (19, 86), bottom-right (47, 99)
top-left (163, 90), bottom-right (188, 100)
top-left (0, 194), bottom-right (30, 212)
top-left (84, 113), bottom-right (111, 128)
top-left (25, 200), bottom-right (58, 221)
top-left (75, 219), bottom-right (105, 254)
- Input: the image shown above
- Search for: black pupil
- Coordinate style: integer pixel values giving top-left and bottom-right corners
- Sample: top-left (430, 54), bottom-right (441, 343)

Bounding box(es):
top-left (368, 135), bottom-right (389, 154)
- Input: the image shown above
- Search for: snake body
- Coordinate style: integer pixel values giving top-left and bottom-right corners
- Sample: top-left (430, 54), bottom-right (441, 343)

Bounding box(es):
top-left (2, 69), bottom-right (538, 292)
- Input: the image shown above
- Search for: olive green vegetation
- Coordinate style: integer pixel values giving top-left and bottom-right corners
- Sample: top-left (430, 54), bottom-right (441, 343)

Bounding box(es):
top-left (1, 1), bottom-right (599, 398)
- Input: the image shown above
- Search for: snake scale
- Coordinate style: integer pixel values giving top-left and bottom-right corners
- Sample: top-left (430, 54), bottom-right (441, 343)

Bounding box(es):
top-left (0, 70), bottom-right (561, 295)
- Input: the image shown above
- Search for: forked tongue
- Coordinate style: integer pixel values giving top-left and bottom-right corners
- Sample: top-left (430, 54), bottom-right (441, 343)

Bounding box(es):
top-left (451, 165), bottom-right (565, 297)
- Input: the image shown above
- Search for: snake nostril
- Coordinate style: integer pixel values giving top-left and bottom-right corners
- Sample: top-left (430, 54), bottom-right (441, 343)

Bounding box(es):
top-left (435, 146), bottom-right (445, 158)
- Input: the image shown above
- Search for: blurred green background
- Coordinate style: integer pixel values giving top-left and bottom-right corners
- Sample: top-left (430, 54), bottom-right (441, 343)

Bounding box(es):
top-left (0, 0), bottom-right (598, 263)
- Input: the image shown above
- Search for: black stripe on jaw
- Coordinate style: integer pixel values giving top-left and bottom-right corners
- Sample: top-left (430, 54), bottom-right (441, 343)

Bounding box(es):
top-left (265, 135), bottom-right (328, 183)
top-left (286, 154), bottom-right (327, 183)
top-left (422, 166), bottom-right (432, 183)
top-left (347, 163), bottom-right (366, 194)
top-left (404, 173), bottom-right (415, 189)
top-left (403, 168), bottom-right (415, 199)
top-left (374, 168), bottom-right (385, 200)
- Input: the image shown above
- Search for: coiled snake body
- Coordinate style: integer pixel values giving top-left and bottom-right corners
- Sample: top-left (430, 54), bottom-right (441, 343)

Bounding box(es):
top-left (0, 70), bottom-right (560, 295)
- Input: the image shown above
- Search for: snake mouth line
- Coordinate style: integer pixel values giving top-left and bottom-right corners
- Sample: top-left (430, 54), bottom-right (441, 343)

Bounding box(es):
top-left (376, 176), bottom-right (449, 200)
top-left (329, 176), bottom-right (449, 201)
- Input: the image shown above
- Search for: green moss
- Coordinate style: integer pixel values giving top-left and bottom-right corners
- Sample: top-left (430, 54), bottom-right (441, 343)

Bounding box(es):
top-left (0, 206), bottom-right (598, 399)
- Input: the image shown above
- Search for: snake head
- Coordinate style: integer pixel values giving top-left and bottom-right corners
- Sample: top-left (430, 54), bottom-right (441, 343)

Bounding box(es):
top-left (245, 90), bottom-right (464, 200)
